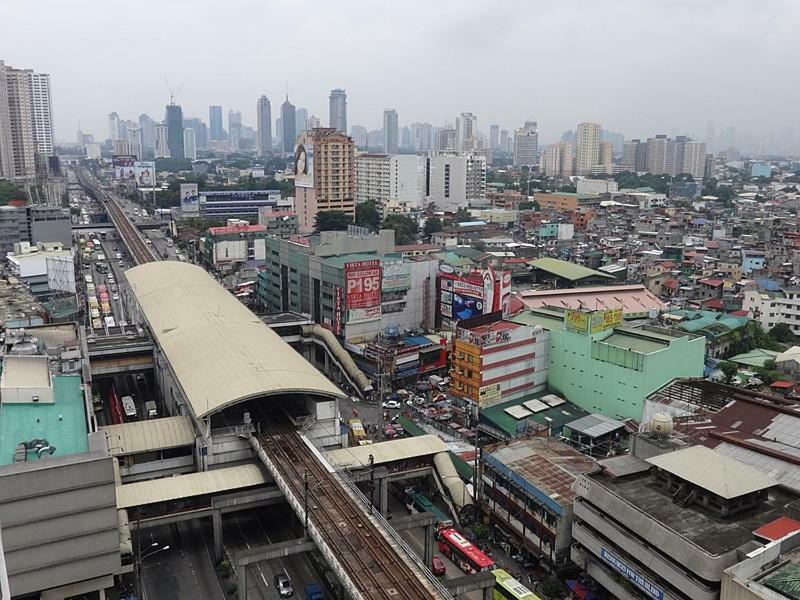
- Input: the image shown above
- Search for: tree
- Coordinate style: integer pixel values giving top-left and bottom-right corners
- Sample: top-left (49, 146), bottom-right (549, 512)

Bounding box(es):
top-left (518, 201), bottom-right (538, 210)
top-left (315, 210), bottom-right (353, 232)
top-left (454, 207), bottom-right (471, 223)
top-left (720, 361), bottom-right (739, 384)
top-left (0, 181), bottom-right (26, 205)
top-left (424, 217), bottom-right (443, 236)
top-left (755, 359), bottom-right (781, 385)
top-left (381, 214), bottom-right (418, 245)
top-left (355, 200), bottom-right (381, 231)
top-left (770, 323), bottom-right (797, 344)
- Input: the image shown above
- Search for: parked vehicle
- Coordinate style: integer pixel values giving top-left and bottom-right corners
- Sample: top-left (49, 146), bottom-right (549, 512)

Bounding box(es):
top-left (145, 401), bottom-right (157, 419)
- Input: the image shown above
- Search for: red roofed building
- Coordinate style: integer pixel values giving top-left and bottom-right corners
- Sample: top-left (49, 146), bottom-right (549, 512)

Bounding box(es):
top-left (203, 222), bottom-right (268, 267)
top-left (517, 284), bottom-right (666, 317)
top-left (753, 517), bottom-right (800, 542)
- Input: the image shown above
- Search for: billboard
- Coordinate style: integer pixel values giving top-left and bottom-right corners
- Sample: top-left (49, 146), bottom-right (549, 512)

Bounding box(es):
top-left (565, 308), bottom-right (624, 334)
top-left (112, 154), bottom-right (136, 180)
top-left (180, 183), bottom-right (199, 214)
top-left (382, 260), bottom-right (411, 291)
top-left (134, 161), bottom-right (155, 187)
top-left (565, 309), bottom-right (589, 333)
top-left (345, 259), bottom-right (382, 323)
top-left (478, 383), bottom-right (502, 406)
top-left (294, 139), bottom-right (314, 188)
top-left (333, 286), bottom-right (344, 335)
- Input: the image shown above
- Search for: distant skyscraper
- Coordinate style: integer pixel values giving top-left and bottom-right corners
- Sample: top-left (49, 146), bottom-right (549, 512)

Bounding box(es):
top-left (256, 96), bottom-right (272, 154)
top-left (165, 104), bottom-right (184, 159)
top-left (329, 88), bottom-right (347, 133)
top-left (139, 113), bottom-right (156, 152)
top-left (108, 112), bottom-right (121, 141)
top-left (541, 141), bottom-right (574, 177)
top-left (646, 135), bottom-right (668, 174)
top-left (209, 105), bottom-right (223, 141)
top-left (401, 126), bottom-right (411, 148)
top-left (126, 127), bottom-right (142, 159)
top-left (28, 72), bottom-right (53, 158)
top-left (350, 125), bottom-right (367, 148)
top-left (0, 61), bottom-right (13, 178)
top-left (228, 110), bottom-right (242, 150)
top-left (307, 114), bottom-right (320, 129)
top-left (183, 128), bottom-right (196, 160)
top-left (410, 123), bottom-right (433, 151)
top-left (295, 108), bottom-right (308, 133)
top-left (455, 112), bottom-right (477, 152)
top-left (575, 122), bottom-right (601, 175)
top-left (4, 65), bottom-right (36, 178)
top-left (499, 129), bottom-right (509, 154)
top-left (682, 140), bottom-right (707, 179)
top-left (513, 121), bottom-right (538, 167)
top-left (383, 109), bottom-right (398, 154)
top-left (598, 141), bottom-right (613, 174)
top-left (437, 128), bottom-right (456, 152)
top-left (281, 96), bottom-right (296, 153)
top-left (489, 124), bottom-right (500, 151)
top-left (155, 124), bottom-right (169, 158)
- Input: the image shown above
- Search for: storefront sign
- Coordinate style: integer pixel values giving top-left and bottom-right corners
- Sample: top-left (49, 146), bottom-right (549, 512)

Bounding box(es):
top-left (333, 286), bottom-right (343, 335)
top-left (479, 384), bottom-right (502, 406)
top-left (601, 548), bottom-right (664, 600)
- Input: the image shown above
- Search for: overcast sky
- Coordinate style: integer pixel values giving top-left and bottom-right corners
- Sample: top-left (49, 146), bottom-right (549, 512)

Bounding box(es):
top-left (3, 0), bottom-right (799, 144)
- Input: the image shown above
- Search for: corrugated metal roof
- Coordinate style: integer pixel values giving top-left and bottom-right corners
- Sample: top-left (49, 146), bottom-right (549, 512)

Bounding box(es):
top-left (99, 416), bottom-right (195, 456)
top-left (646, 446), bottom-right (776, 499)
top-left (528, 257), bottom-right (614, 281)
top-left (326, 434), bottom-right (447, 469)
top-left (115, 463), bottom-right (267, 508)
top-left (126, 263), bottom-right (343, 418)
top-left (566, 413), bottom-right (625, 438)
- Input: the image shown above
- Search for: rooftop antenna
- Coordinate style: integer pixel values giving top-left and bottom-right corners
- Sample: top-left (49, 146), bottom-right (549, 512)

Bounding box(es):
top-left (285, 81), bottom-right (289, 102)
top-left (164, 77), bottom-right (185, 105)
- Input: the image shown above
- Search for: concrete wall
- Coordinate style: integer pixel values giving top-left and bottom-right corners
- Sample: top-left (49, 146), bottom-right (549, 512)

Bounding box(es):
top-left (0, 450), bottom-right (120, 598)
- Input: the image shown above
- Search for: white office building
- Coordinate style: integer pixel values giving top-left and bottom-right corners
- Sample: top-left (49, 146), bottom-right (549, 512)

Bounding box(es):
top-left (455, 112), bottom-right (477, 152)
top-left (356, 153), bottom-right (424, 212)
top-left (126, 127), bottom-right (142, 160)
top-left (183, 128), bottom-right (196, 160)
top-left (155, 124), bottom-right (170, 158)
top-left (426, 154), bottom-right (486, 211)
top-left (383, 109), bottom-right (398, 154)
top-left (513, 121), bottom-right (538, 167)
top-left (541, 141), bottom-right (574, 177)
top-left (28, 72), bottom-right (53, 159)
top-left (329, 88), bottom-right (347, 133)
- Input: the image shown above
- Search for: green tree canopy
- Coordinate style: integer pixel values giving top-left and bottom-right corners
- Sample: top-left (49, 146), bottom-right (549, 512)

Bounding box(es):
top-left (454, 208), bottom-right (471, 222)
top-left (424, 217), bottom-right (443, 236)
top-left (720, 361), bottom-right (739, 384)
top-left (381, 214), bottom-right (418, 245)
top-left (355, 200), bottom-right (381, 231)
top-left (0, 181), bottom-right (26, 205)
top-left (315, 210), bottom-right (353, 232)
top-left (770, 323), bottom-right (796, 343)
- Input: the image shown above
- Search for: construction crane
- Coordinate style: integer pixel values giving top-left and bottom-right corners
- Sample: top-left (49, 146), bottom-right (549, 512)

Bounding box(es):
top-left (164, 77), bottom-right (185, 105)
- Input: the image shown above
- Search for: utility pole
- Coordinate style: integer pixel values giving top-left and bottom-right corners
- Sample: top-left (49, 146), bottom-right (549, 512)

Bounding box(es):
top-left (368, 454), bottom-right (375, 515)
top-left (303, 470), bottom-right (309, 538)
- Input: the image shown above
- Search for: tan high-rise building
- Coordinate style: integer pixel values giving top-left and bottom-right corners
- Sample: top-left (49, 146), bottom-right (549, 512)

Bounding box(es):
top-left (4, 66), bottom-right (36, 180)
top-left (598, 141), bottom-right (613, 174)
top-left (575, 122), bottom-right (601, 175)
top-left (294, 128), bottom-right (355, 232)
top-left (541, 141), bottom-right (574, 177)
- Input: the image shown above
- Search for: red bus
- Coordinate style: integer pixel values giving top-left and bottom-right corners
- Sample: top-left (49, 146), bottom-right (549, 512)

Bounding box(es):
top-left (99, 292), bottom-right (109, 303)
top-left (437, 528), bottom-right (495, 574)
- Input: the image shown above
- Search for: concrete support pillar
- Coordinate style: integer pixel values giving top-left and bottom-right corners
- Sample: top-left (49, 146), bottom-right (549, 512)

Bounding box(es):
top-left (323, 350), bottom-right (330, 376)
top-left (98, 589), bottom-right (106, 600)
top-left (379, 477), bottom-right (388, 516)
top-left (238, 565), bottom-right (247, 600)
top-left (212, 508), bottom-right (223, 562)
top-left (423, 523), bottom-right (433, 567)
top-left (482, 585), bottom-right (493, 600)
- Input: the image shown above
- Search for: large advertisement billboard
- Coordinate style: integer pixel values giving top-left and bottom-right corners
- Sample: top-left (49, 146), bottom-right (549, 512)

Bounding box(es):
top-left (134, 161), bottom-right (155, 187)
top-left (294, 139), bottom-right (314, 188)
top-left (345, 259), bottom-right (382, 323)
top-left (112, 154), bottom-right (136, 180)
top-left (438, 268), bottom-right (512, 327)
top-left (382, 260), bottom-right (411, 291)
top-left (180, 183), bottom-right (199, 214)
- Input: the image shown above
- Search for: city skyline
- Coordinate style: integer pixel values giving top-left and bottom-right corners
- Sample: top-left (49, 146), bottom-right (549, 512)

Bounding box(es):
top-left (4, 0), bottom-right (800, 152)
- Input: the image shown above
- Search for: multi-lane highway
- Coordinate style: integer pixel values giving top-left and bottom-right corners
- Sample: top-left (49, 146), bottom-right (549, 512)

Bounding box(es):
top-left (73, 167), bottom-right (159, 265)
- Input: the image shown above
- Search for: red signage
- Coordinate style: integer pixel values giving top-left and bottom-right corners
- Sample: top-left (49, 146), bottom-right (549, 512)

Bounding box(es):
top-left (345, 260), bottom-right (382, 309)
top-left (333, 286), bottom-right (344, 335)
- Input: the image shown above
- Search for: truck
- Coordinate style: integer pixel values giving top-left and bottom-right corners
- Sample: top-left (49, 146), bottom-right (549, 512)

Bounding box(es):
top-left (304, 583), bottom-right (324, 600)
top-left (145, 400), bottom-right (158, 419)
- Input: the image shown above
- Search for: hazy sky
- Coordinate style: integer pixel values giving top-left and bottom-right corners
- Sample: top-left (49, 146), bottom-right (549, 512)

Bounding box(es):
top-left (3, 0), bottom-right (799, 143)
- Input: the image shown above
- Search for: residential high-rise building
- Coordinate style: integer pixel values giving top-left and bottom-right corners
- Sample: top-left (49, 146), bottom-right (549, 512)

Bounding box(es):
top-left (108, 112), bottom-right (120, 140)
top-left (541, 141), bottom-right (574, 177)
top-left (295, 108), bottom-right (308, 133)
top-left (138, 113), bottom-right (156, 153)
top-left (307, 114), bottom-right (320, 129)
top-left (4, 66), bottom-right (36, 179)
top-left (256, 95), bottom-right (272, 154)
top-left (575, 122), bottom-right (601, 175)
top-left (350, 125), bottom-right (367, 148)
top-left (410, 122), bottom-right (433, 151)
top-left (209, 105), bottom-right (223, 141)
top-left (281, 96), bottom-right (296, 153)
top-left (28, 73), bottom-right (53, 158)
top-left (294, 128), bottom-right (355, 232)
top-left (596, 140), bottom-right (613, 174)
top-left (646, 134), bottom-right (668, 175)
top-left (126, 127), bottom-right (142, 159)
top-left (383, 109), bottom-right (398, 154)
top-left (183, 128), bottom-right (196, 160)
top-left (183, 117), bottom-right (208, 151)
top-left (455, 112), bottom-right (477, 152)
top-left (682, 140), bottom-right (707, 179)
top-left (437, 128), bottom-right (456, 152)
top-left (0, 61), bottom-right (14, 179)
top-left (165, 103), bottom-right (184, 159)
top-left (329, 89), bottom-right (347, 133)
top-left (622, 139), bottom-right (647, 171)
top-left (155, 123), bottom-right (170, 158)
top-left (513, 121), bottom-right (538, 167)
top-left (425, 154), bottom-right (486, 211)
top-left (489, 124), bottom-right (500, 151)
top-left (401, 126), bottom-right (411, 148)
top-left (227, 110), bottom-right (242, 150)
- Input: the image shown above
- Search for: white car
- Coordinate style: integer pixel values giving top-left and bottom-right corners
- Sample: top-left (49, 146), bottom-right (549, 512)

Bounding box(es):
top-left (382, 400), bottom-right (402, 410)
top-left (112, 293), bottom-right (119, 301)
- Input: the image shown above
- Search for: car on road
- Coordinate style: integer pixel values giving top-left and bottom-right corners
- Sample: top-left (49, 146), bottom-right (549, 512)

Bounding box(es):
top-left (382, 400), bottom-right (402, 409)
top-left (274, 572), bottom-right (293, 598)
top-left (431, 556), bottom-right (446, 576)
top-left (112, 293), bottom-right (119, 301)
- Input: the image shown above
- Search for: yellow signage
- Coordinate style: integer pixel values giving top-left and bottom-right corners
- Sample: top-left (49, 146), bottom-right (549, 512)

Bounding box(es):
top-left (565, 309), bottom-right (589, 332)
